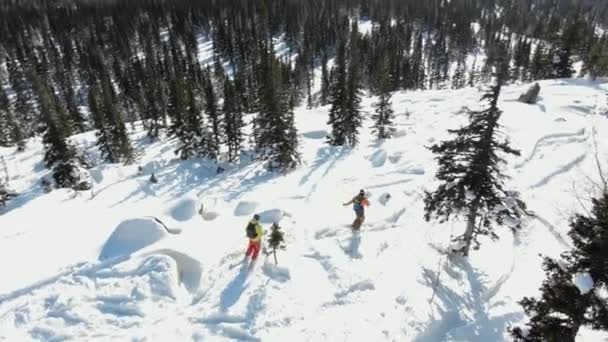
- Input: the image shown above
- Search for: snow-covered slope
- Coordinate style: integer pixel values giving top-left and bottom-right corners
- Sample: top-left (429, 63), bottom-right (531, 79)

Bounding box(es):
top-left (1, 79), bottom-right (608, 341)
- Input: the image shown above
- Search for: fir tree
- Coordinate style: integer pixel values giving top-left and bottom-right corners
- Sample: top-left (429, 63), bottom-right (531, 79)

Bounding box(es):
top-left (343, 22), bottom-right (364, 147)
top-left (0, 156), bottom-right (17, 208)
top-left (552, 13), bottom-right (581, 79)
top-left (89, 76), bottom-right (135, 165)
top-left (530, 41), bottom-right (550, 80)
top-left (0, 88), bottom-right (11, 147)
top-left (266, 222), bottom-right (286, 265)
top-left (36, 76), bottom-right (88, 190)
top-left (202, 74), bottom-right (222, 160)
top-left (424, 61), bottom-right (525, 257)
top-left (320, 51), bottom-right (330, 106)
top-left (371, 61), bottom-right (396, 140)
top-left (254, 41), bottom-right (300, 170)
top-left (327, 38), bottom-right (349, 146)
top-left (582, 37), bottom-right (608, 80)
top-left (223, 80), bottom-right (244, 163)
top-left (452, 49), bottom-right (468, 90)
top-left (511, 191), bottom-right (608, 342)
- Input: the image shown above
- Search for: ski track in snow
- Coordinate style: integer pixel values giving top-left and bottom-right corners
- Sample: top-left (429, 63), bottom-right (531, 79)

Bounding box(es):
top-left (529, 152), bottom-right (587, 188)
top-left (515, 127), bottom-right (588, 169)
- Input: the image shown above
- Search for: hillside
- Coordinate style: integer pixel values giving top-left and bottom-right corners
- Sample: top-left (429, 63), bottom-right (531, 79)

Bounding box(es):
top-left (1, 79), bottom-right (608, 341)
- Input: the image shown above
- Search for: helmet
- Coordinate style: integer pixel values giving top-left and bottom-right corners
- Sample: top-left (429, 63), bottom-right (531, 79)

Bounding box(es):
top-left (253, 214), bottom-right (260, 221)
top-left (359, 189), bottom-right (365, 196)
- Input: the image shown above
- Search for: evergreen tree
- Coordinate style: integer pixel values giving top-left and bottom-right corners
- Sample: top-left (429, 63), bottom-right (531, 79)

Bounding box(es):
top-left (266, 222), bottom-right (286, 265)
top-left (327, 38), bottom-right (349, 146)
top-left (320, 51), bottom-right (330, 106)
top-left (530, 41), bottom-right (550, 80)
top-left (89, 76), bottom-right (135, 165)
top-left (0, 156), bottom-right (18, 207)
top-left (223, 80), bottom-right (244, 163)
top-left (36, 75), bottom-right (88, 190)
top-left (202, 74), bottom-right (222, 160)
top-left (0, 88), bottom-right (11, 147)
top-left (371, 61), bottom-right (396, 140)
top-left (89, 82), bottom-right (114, 163)
top-left (552, 14), bottom-right (581, 79)
top-left (254, 41), bottom-right (300, 170)
top-left (582, 37), bottom-right (608, 80)
top-left (343, 22), bottom-right (364, 147)
top-left (511, 191), bottom-right (608, 342)
top-left (452, 49), bottom-right (468, 90)
top-left (424, 61), bottom-right (525, 257)
top-left (173, 85), bottom-right (207, 160)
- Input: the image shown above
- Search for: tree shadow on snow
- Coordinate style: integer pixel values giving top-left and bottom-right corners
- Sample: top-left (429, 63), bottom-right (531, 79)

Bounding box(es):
top-left (299, 146), bottom-right (350, 199)
top-left (195, 162), bottom-right (280, 201)
top-left (414, 257), bottom-right (522, 342)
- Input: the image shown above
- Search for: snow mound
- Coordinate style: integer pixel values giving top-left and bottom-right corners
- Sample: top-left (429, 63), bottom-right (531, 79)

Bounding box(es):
top-left (369, 149), bottom-right (387, 168)
top-left (378, 192), bottom-right (392, 206)
top-left (97, 254), bottom-right (182, 299)
top-left (234, 201), bottom-right (259, 216)
top-left (388, 152), bottom-right (403, 164)
top-left (201, 211), bottom-right (220, 221)
top-left (258, 209), bottom-right (284, 223)
top-left (99, 218), bottom-right (168, 261)
top-left (573, 272), bottom-right (594, 294)
top-left (169, 197), bottom-right (199, 222)
top-left (150, 249), bottom-right (203, 293)
top-left (302, 130), bottom-right (328, 139)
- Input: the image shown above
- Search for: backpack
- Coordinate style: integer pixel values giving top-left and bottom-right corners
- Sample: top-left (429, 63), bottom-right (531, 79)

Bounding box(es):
top-left (246, 221), bottom-right (257, 239)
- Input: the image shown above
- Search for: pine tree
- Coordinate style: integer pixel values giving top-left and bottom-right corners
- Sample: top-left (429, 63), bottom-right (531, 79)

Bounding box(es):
top-left (552, 14), bottom-right (581, 79)
top-left (0, 88), bottom-right (11, 147)
top-left (171, 81), bottom-right (206, 160)
top-left (424, 59), bottom-right (525, 257)
top-left (582, 37), bottom-right (608, 80)
top-left (36, 75), bottom-right (88, 190)
top-left (0, 156), bottom-right (18, 207)
top-left (343, 22), bottom-right (364, 147)
top-left (452, 49), bottom-right (468, 90)
top-left (530, 41), bottom-right (550, 80)
top-left (327, 38), bottom-right (349, 146)
top-left (223, 80), bottom-right (244, 163)
top-left (266, 222), bottom-right (286, 265)
top-left (371, 61), bottom-right (396, 140)
top-left (511, 191), bottom-right (608, 342)
top-left (254, 41), bottom-right (300, 170)
top-left (89, 76), bottom-right (135, 165)
top-left (89, 82), bottom-right (114, 163)
top-left (102, 75), bottom-right (135, 164)
top-left (202, 74), bottom-right (222, 160)
top-left (320, 51), bottom-right (330, 106)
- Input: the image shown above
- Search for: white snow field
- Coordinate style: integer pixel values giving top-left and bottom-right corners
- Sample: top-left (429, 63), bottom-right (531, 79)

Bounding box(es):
top-left (1, 79), bottom-right (608, 341)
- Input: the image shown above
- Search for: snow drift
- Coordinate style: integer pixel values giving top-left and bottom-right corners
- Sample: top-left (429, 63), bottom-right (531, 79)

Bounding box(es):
top-left (99, 218), bottom-right (168, 260)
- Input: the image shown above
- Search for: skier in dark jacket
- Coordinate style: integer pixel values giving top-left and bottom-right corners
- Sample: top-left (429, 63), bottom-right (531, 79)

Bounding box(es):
top-left (245, 214), bottom-right (264, 260)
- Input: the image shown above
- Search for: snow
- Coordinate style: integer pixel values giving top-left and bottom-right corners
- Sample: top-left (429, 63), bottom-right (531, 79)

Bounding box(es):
top-left (234, 201), bottom-right (259, 216)
top-left (573, 272), bottom-right (594, 295)
top-left (98, 217), bottom-right (169, 260)
top-left (168, 196), bottom-right (199, 222)
top-left (1, 78), bottom-right (608, 341)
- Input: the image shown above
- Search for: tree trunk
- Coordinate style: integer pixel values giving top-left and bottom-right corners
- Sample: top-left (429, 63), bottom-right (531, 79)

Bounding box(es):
top-left (462, 204), bottom-right (478, 257)
top-left (273, 249), bottom-right (278, 265)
